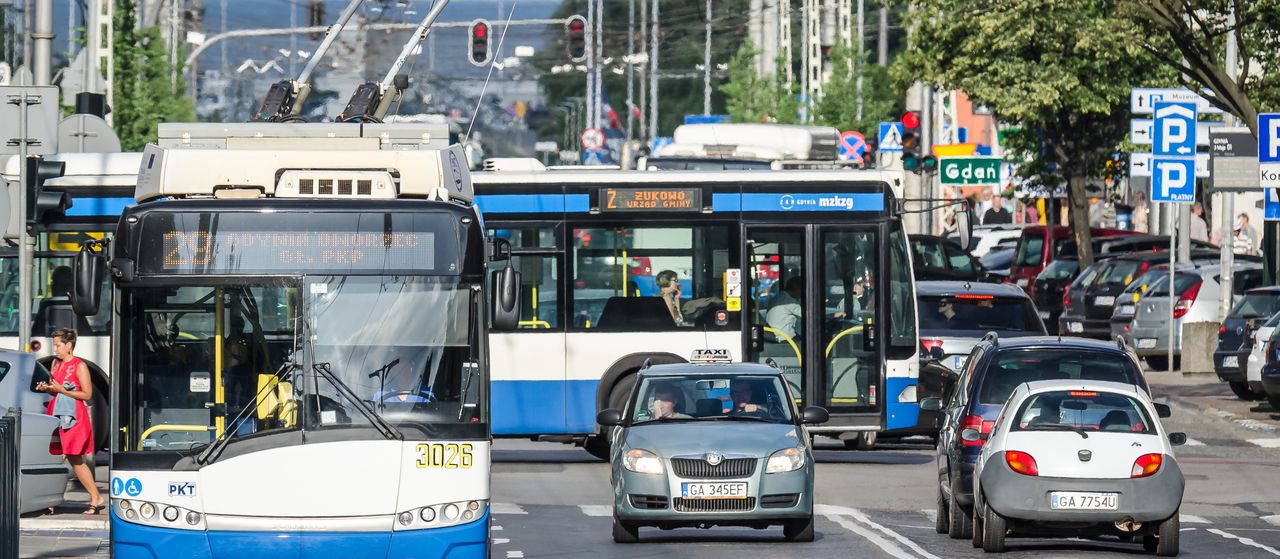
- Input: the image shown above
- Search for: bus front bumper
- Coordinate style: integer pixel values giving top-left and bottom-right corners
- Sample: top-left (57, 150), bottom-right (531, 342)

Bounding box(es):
top-left (111, 508), bottom-right (490, 559)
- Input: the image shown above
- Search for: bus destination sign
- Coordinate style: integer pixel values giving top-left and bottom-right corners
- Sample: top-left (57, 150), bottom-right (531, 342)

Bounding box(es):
top-left (602, 188), bottom-right (702, 212)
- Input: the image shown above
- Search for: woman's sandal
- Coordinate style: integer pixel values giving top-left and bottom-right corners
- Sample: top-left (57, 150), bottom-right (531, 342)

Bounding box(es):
top-left (83, 503), bottom-right (105, 515)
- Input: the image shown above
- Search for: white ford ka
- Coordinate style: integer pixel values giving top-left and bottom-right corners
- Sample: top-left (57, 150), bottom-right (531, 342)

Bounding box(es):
top-left (971, 380), bottom-right (1186, 556)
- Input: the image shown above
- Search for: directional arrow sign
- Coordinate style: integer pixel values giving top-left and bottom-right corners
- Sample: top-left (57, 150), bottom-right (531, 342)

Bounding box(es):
top-left (1130, 119), bottom-right (1220, 146)
top-left (1131, 87), bottom-right (1224, 115)
top-left (1153, 102), bottom-right (1198, 157)
top-left (1130, 152), bottom-right (1209, 178)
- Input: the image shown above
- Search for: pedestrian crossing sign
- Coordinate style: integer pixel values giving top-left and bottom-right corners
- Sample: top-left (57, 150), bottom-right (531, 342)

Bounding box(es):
top-left (878, 122), bottom-right (904, 152)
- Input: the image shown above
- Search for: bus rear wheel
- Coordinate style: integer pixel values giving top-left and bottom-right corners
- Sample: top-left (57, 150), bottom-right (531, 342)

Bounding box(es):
top-left (585, 373), bottom-right (638, 461)
top-left (842, 431), bottom-right (877, 450)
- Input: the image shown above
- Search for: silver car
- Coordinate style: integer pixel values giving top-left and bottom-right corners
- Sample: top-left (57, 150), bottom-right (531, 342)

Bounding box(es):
top-left (597, 363), bottom-right (828, 543)
top-left (0, 350), bottom-right (70, 513)
top-left (1125, 263), bottom-right (1264, 370)
top-left (917, 281), bottom-right (1047, 372)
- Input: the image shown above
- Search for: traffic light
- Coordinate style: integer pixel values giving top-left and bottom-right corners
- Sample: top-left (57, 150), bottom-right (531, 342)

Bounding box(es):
top-left (469, 19), bottom-right (492, 67)
top-left (900, 111), bottom-right (937, 174)
top-left (25, 157), bottom-right (70, 232)
top-left (565, 15), bottom-right (587, 62)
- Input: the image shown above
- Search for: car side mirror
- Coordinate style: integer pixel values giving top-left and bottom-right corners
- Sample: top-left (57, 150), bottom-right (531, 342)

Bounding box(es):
top-left (1167, 432), bottom-right (1187, 446)
top-left (801, 406), bottom-right (829, 424)
top-left (956, 202), bottom-right (973, 251)
top-left (597, 409), bottom-right (623, 426)
top-left (1154, 403), bottom-right (1172, 419)
top-left (928, 346), bottom-right (945, 361)
top-left (919, 397), bottom-right (943, 412)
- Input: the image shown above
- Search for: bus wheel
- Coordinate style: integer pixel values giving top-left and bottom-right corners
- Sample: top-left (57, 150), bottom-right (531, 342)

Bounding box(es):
top-left (583, 435), bottom-right (610, 461)
top-left (585, 374), bottom-right (638, 461)
top-left (842, 431), bottom-right (877, 450)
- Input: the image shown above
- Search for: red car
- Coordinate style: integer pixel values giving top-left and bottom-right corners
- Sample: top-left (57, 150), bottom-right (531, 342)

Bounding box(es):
top-left (1008, 226), bottom-right (1136, 297)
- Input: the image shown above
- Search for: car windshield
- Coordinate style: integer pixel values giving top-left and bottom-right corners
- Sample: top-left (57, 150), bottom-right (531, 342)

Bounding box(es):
top-left (1036, 258), bottom-right (1078, 281)
top-left (917, 296), bottom-right (1039, 332)
top-left (1228, 293), bottom-right (1280, 319)
top-left (631, 374), bottom-right (794, 424)
top-left (1143, 272), bottom-right (1200, 297)
top-left (1096, 260), bottom-right (1143, 287)
top-left (979, 349), bottom-right (1142, 405)
top-left (1011, 390), bottom-right (1154, 435)
top-left (1016, 235), bottom-right (1044, 267)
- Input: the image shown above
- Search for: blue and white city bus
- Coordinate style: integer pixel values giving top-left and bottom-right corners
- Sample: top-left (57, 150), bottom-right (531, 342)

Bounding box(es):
top-left (472, 162), bottom-right (921, 457)
top-left (75, 123), bottom-right (517, 559)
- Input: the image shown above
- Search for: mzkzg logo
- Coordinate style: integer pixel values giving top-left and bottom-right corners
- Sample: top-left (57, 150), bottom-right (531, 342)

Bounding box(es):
top-left (777, 194), bottom-right (856, 211)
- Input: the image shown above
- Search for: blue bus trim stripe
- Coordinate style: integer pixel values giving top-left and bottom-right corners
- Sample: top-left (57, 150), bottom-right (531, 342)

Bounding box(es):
top-left (474, 194), bottom-right (589, 214)
top-left (65, 197), bottom-right (133, 217)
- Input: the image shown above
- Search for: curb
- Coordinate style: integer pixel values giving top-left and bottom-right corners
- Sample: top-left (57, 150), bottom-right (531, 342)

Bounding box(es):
top-left (19, 516), bottom-right (108, 532)
top-left (1156, 392), bottom-right (1280, 437)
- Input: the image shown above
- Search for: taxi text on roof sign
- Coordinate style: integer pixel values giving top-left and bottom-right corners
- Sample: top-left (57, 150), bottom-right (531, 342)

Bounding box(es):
top-left (691, 349), bottom-right (733, 364)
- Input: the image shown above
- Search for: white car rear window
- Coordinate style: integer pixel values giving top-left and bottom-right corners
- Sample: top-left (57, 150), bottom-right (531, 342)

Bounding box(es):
top-left (1011, 390), bottom-right (1154, 435)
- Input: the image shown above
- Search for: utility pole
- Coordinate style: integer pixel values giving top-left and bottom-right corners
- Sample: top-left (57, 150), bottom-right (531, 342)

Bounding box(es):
top-left (32, 0), bottom-right (52, 85)
top-left (626, 0), bottom-right (635, 140)
top-left (779, 0), bottom-right (791, 91)
top-left (586, 0), bottom-right (596, 131)
top-left (638, 0), bottom-right (648, 141)
top-left (877, 7), bottom-right (887, 66)
top-left (922, 85), bottom-right (934, 233)
top-left (220, 0), bottom-right (227, 70)
top-left (1220, 4), bottom-right (1237, 321)
top-left (803, 0), bottom-right (820, 122)
top-left (594, 0), bottom-right (603, 129)
top-left (289, 0), bottom-right (297, 76)
top-left (649, 0), bottom-right (658, 137)
top-left (703, 0), bottom-right (711, 115)
top-left (855, 0), bottom-right (863, 122)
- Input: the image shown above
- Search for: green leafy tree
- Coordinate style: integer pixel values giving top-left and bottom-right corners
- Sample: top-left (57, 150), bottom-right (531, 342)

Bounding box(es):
top-left (722, 40), bottom-right (799, 124)
top-left (896, 0), bottom-right (1165, 266)
top-left (813, 43), bottom-right (902, 136)
top-left (112, 0), bottom-right (194, 151)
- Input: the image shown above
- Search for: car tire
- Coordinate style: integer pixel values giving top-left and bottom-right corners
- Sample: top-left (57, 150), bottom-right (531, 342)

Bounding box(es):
top-left (583, 436), bottom-right (610, 461)
top-left (971, 501), bottom-right (984, 549)
top-left (1267, 394), bottom-right (1280, 413)
top-left (982, 499), bottom-right (1007, 553)
top-left (935, 484), bottom-right (950, 534)
top-left (1153, 510), bottom-right (1179, 556)
top-left (1229, 381), bottom-right (1266, 401)
top-left (948, 478), bottom-right (972, 540)
top-left (783, 515), bottom-right (815, 542)
top-left (1145, 356), bottom-right (1170, 371)
top-left (612, 516), bottom-right (639, 543)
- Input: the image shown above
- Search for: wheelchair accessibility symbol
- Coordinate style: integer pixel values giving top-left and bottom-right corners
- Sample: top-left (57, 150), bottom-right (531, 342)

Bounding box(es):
top-left (125, 478), bottom-right (143, 497)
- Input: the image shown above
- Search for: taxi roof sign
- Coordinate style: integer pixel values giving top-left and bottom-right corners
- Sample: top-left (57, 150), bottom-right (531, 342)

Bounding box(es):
top-left (691, 349), bottom-right (732, 364)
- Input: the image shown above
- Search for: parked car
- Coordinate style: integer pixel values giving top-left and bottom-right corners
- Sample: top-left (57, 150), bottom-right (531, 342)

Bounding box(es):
top-left (1246, 311), bottom-right (1280, 398)
top-left (1258, 329), bottom-right (1280, 409)
top-left (949, 224), bottom-right (1025, 258)
top-left (1059, 252), bottom-right (1218, 340)
top-left (1111, 269), bottom-right (1172, 343)
top-left (923, 335), bottom-right (1149, 541)
top-left (912, 234), bottom-right (992, 282)
top-left (1215, 287), bottom-right (1280, 399)
top-left (597, 362), bottom-right (829, 543)
top-left (1031, 258), bottom-right (1081, 335)
top-left (0, 349), bottom-right (69, 514)
top-left (971, 380), bottom-right (1184, 555)
top-left (1127, 263), bottom-right (1265, 370)
top-left (1008, 226), bottom-right (1137, 296)
top-left (980, 247), bottom-right (1016, 282)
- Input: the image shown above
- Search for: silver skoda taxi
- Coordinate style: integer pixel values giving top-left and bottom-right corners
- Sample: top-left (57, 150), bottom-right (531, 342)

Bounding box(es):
top-left (597, 360), bottom-right (829, 543)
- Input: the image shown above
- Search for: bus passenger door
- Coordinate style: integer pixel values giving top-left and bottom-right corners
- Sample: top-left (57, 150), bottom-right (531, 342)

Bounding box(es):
top-left (816, 227), bottom-right (881, 418)
top-left (745, 228), bottom-right (806, 405)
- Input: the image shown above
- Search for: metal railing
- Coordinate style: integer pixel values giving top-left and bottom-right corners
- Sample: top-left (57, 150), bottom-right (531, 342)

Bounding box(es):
top-left (1, 407), bottom-right (20, 559)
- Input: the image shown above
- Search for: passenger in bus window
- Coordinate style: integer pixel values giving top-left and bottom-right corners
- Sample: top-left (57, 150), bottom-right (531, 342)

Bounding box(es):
top-left (656, 270), bottom-right (685, 325)
top-left (766, 277), bottom-right (804, 342)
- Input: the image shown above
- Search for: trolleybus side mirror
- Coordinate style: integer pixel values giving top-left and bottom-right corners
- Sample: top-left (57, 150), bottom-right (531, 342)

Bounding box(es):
top-left (751, 324), bottom-right (765, 353)
top-left (72, 243), bottom-right (106, 316)
top-left (801, 406), bottom-right (829, 424)
top-left (956, 202), bottom-right (973, 253)
top-left (492, 263), bottom-right (522, 332)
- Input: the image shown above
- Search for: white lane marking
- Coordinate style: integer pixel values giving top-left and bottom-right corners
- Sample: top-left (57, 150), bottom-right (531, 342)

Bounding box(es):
top-left (492, 525), bottom-right (504, 531)
top-left (1181, 527), bottom-right (1198, 532)
top-left (1209, 528), bottom-right (1280, 556)
top-left (1263, 515), bottom-right (1280, 527)
top-left (493, 538), bottom-right (510, 545)
top-left (918, 509), bottom-right (937, 523)
top-left (506, 552), bottom-right (525, 558)
top-left (578, 505), bottom-right (611, 517)
top-left (1181, 514), bottom-right (1210, 524)
top-left (820, 512), bottom-right (919, 559)
top-left (818, 505), bottom-right (942, 559)
top-left (1248, 438), bottom-right (1280, 448)
top-left (1184, 437), bottom-right (1205, 447)
top-left (491, 503), bottom-right (528, 515)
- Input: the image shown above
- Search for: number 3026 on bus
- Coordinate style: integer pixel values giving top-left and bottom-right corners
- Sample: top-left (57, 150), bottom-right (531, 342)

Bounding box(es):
top-left (415, 443), bottom-right (474, 469)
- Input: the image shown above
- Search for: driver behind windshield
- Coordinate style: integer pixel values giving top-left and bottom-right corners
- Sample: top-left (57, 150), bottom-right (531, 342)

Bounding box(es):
top-left (729, 378), bottom-right (765, 414)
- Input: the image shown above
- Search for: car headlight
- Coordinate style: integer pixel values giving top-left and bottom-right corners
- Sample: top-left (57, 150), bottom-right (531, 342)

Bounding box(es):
top-left (622, 449), bottom-right (665, 474)
top-left (766, 447), bottom-right (806, 473)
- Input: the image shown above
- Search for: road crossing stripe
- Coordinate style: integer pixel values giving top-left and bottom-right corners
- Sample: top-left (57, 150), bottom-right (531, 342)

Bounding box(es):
top-left (1209, 528), bottom-right (1280, 556)
top-left (819, 510), bottom-right (920, 559)
top-left (506, 552), bottom-right (525, 558)
top-left (1248, 438), bottom-right (1280, 448)
top-left (578, 505), bottom-right (611, 517)
top-left (1181, 514), bottom-right (1210, 524)
top-left (493, 525), bottom-right (504, 530)
top-left (492, 503), bottom-right (528, 515)
top-left (1262, 515), bottom-right (1280, 527)
top-left (1184, 437), bottom-right (1205, 447)
top-left (493, 538), bottom-right (510, 544)
top-left (818, 505), bottom-right (941, 559)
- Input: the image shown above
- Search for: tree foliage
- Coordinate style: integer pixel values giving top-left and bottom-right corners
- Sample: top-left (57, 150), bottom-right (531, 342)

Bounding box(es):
top-left (812, 43), bottom-right (902, 136)
top-left (1125, 0), bottom-right (1280, 136)
top-left (722, 40), bottom-right (798, 125)
top-left (112, 0), bottom-right (194, 151)
top-left (896, 0), bottom-right (1165, 265)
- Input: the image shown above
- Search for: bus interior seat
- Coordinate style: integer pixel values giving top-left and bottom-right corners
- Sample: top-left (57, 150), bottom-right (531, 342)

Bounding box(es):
top-left (595, 297), bottom-right (674, 330)
top-left (695, 398), bottom-right (723, 417)
top-left (32, 298), bottom-right (94, 336)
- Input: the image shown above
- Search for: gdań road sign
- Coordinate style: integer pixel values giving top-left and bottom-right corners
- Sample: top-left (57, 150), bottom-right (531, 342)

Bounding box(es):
top-left (939, 156), bottom-right (1000, 185)
top-left (1261, 113), bottom-right (1280, 189)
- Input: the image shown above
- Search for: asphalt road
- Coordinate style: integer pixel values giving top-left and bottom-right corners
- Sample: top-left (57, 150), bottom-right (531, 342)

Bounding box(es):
top-left (489, 399), bottom-right (1280, 559)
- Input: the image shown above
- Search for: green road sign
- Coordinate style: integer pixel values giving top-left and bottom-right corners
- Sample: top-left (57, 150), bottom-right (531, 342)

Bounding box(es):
top-left (940, 156), bottom-right (1001, 185)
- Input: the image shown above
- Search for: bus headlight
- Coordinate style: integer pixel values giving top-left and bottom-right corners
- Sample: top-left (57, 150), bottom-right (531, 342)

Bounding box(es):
top-left (398, 512), bottom-right (414, 526)
top-left (139, 502), bottom-right (156, 520)
top-left (185, 511), bottom-right (202, 526)
top-left (419, 506), bottom-right (436, 523)
top-left (442, 504), bottom-right (460, 521)
top-left (395, 500), bottom-right (488, 531)
top-left (163, 506), bottom-right (179, 522)
top-left (766, 447), bottom-right (806, 473)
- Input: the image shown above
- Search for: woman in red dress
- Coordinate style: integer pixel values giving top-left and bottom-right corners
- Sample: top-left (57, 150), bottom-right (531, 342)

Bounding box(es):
top-left (36, 328), bottom-right (104, 514)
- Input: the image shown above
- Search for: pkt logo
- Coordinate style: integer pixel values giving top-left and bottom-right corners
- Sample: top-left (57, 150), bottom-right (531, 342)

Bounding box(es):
top-left (168, 482), bottom-right (197, 498)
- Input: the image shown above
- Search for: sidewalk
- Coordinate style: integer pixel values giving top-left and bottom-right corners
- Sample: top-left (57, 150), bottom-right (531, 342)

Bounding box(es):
top-left (19, 463), bottom-right (109, 559)
top-left (1147, 369), bottom-right (1280, 437)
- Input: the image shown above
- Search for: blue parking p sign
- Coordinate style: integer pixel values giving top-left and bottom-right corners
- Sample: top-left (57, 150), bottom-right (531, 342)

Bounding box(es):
top-left (1151, 158), bottom-right (1196, 203)
top-left (1153, 101), bottom-right (1198, 157)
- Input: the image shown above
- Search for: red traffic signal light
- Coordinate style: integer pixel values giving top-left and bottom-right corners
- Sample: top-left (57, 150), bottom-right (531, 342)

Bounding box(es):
top-left (469, 19), bottom-right (491, 67)
top-left (902, 111), bottom-right (921, 129)
top-left (565, 15), bottom-right (587, 62)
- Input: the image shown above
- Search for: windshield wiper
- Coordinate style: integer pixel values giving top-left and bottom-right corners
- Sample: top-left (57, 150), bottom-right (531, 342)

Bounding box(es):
top-left (635, 416), bottom-right (698, 424)
top-left (710, 414), bottom-right (774, 422)
top-left (196, 360), bottom-right (297, 465)
top-left (1023, 423), bottom-right (1089, 439)
top-left (313, 361), bottom-right (403, 441)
